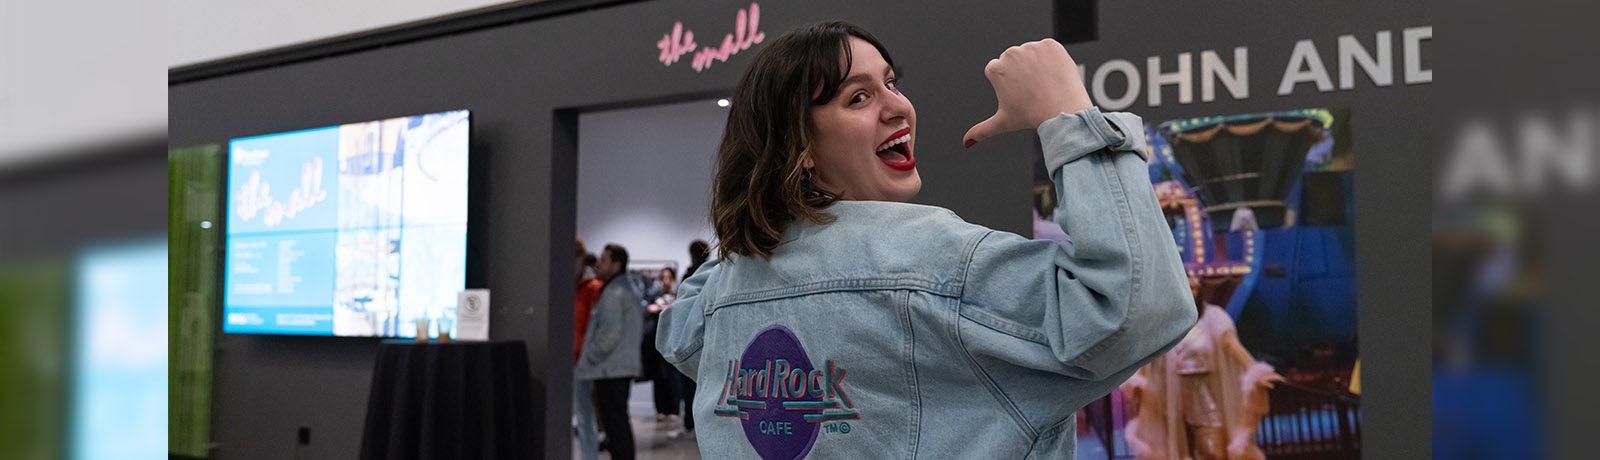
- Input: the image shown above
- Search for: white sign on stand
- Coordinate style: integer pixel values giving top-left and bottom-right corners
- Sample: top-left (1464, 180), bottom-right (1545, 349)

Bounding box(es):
top-left (456, 289), bottom-right (491, 341)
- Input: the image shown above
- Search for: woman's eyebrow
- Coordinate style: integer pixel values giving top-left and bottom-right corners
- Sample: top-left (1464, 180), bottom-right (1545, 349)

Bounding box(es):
top-left (839, 73), bottom-right (873, 89)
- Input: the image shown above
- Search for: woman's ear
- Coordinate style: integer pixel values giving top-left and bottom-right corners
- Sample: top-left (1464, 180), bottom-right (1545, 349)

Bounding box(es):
top-left (800, 148), bottom-right (815, 169)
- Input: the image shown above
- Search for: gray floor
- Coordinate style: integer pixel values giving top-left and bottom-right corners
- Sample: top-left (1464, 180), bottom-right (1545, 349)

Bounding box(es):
top-left (575, 380), bottom-right (701, 460)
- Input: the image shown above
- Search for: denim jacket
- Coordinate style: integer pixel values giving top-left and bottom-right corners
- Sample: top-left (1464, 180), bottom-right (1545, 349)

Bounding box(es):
top-left (575, 277), bottom-right (644, 380)
top-left (657, 108), bottom-right (1197, 459)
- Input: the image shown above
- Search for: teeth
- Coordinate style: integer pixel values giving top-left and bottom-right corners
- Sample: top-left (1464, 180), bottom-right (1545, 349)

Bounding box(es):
top-left (877, 134), bottom-right (911, 152)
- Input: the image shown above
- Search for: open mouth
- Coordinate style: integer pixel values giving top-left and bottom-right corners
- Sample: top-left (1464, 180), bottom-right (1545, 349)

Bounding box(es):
top-left (875, 128), bottom-right (915, 171)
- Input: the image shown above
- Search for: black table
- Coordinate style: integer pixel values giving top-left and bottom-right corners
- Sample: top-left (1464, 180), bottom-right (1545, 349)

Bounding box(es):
top-left (360, 340), bottom-right (536, 460)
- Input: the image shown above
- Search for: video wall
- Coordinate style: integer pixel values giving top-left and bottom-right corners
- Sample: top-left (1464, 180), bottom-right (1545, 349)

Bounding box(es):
top-left (223, 110), bottom-right (470, 337)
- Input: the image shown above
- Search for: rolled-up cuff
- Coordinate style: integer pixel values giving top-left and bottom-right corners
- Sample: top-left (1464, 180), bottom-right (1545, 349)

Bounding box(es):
top-left (1037, 107), bottom-right (1149, 173)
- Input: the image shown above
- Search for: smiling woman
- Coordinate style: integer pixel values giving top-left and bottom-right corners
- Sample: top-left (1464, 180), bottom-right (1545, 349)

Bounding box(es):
top-left (660, 20), bottom-right (1198, 460)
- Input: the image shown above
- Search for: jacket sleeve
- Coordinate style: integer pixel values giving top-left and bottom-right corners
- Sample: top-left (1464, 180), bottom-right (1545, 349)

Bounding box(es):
top-left (957, 107), bottom-right (1197, 418)
top-left (657, 259), bottom-right (718, 380)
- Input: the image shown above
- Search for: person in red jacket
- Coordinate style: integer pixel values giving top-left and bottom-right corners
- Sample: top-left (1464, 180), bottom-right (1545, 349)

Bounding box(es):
top-left (575, 241), bottom-right (603, 362)
top-left (572, 239), bottom-right (604, 460)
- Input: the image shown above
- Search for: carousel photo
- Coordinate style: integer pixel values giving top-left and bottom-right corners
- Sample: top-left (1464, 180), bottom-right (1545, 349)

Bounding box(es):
top-left (1036, 108), bottom-right (1361, 459)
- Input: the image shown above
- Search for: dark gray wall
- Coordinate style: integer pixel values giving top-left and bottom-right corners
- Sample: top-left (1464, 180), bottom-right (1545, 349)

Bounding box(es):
top-left (1064, 1), bottom-right (1432, 456)
top-left (168, 1), bottom-right (1054, 458)
top-left (0, 142), bottom-right (167, 262)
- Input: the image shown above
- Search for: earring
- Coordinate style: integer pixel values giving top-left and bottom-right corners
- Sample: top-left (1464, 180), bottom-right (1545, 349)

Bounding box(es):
top-left (802, 168), bottom-right (828, 200)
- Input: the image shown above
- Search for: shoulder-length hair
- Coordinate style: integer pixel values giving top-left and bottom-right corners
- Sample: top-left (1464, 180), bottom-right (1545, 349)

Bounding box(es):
top-left (712, 20), bottom-right (894, 260)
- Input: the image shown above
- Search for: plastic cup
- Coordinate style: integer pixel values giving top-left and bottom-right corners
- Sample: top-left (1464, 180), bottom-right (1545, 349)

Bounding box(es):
top-left (414, 318), bottom-right (431, 343)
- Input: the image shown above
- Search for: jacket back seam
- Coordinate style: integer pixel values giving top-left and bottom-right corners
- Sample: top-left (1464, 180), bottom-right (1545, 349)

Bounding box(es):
top-left (708, 278), bottom-right (962, 312)
top-left (952, 300), bottom-right (1039, 439)
top-left (900, 290), bottom-right (922, 460)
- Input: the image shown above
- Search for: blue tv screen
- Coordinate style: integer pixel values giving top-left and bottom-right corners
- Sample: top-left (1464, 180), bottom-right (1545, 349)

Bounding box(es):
top-left (224, 110), bottom-right (469, 337)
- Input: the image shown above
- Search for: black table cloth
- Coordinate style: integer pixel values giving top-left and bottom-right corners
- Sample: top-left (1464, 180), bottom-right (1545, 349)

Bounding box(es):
top-left (360, 340), bottom-right (536, 460)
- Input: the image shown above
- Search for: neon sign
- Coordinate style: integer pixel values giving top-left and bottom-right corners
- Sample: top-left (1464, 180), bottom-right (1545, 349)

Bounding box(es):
top-left (656, 2), bottom-right (766, 73)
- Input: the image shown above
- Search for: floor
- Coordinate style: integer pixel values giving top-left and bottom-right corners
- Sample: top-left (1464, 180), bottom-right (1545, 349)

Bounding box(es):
top-left (576, 380), bottom-right (702, 460)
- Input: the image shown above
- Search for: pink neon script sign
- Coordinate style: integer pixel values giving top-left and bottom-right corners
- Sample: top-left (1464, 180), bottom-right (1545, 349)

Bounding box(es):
top-left (656, 2), bottom-right (766, 72)
top-left (234, 157), bottom-right (328, 227)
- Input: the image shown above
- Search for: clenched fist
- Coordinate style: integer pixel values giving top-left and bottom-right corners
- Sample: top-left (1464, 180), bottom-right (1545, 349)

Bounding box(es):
top-left (963, 38), bottom-right (1093, 148)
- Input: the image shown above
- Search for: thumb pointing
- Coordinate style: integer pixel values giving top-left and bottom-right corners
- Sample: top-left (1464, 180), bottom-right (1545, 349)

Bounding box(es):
top-left (964, 114), bottom-right (1004, 148)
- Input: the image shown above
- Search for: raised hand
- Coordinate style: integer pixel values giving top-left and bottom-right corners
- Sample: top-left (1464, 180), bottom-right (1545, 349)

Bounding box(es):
top-left (963, 38), bottom-right (1094, 148)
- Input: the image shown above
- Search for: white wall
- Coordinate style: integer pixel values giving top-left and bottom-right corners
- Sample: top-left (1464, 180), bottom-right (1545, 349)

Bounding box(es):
top-left (577, 98), bottom-right (726, 274)
top-left (166, 0), bottom-right (525, 68)
top-left (0, 0), bottom-right (165, 167)
top-left (0, 0), bottom-right (528, 168)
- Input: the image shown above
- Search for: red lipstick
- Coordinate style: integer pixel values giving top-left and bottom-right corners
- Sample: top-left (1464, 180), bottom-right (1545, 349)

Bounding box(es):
top-left (877, 128), bottom-right (915, 171)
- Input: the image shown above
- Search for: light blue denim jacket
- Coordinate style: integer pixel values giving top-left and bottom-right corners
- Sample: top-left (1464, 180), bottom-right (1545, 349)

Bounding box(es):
top-left (658, 108), bottom-right (1197, 459)
top-left (575, 278), bottom-right (644, 380)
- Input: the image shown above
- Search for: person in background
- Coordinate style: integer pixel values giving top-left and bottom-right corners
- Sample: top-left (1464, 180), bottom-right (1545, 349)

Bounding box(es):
top-left (577, 244), bottom-right (643, 460)
top-left (643, 266), bottom-right (681, 427)
top-left (575, 244), bottom-right (603, 362)
top-left (571, 240), bottom-right (603, 460)
top-left (666, 239), bottom-right (710, 440)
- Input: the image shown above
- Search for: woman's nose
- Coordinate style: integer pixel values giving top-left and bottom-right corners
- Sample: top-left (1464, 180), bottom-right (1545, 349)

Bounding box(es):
top-left (882, 92), bottom-right (912, 122)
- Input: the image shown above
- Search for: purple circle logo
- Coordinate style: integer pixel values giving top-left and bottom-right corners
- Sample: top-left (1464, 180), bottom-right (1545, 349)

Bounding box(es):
top-left (718, 325), bottom-right (824, 460)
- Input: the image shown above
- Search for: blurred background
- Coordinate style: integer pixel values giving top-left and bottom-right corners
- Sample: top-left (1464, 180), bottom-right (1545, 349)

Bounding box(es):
top-left (1432, 1), bottom-right (1600, 459)
top-left (2, 0), bottom-right (1598, 458)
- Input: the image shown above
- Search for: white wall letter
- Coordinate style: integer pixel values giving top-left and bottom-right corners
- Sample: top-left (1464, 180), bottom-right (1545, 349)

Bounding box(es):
top-left (1518, 112), bottom-right (1593, 193)
top-left (1201, 47), bottom-right (1248, 102)
top-left (1338, 31), bottom-right (1393, 89)
top-left (1146, 53), bottom-right (1192, 107)
top-left (1278, 39), bottom-right (1334, 96)
top-left (1403, 26), bottom-right (1432, 84)
top-left (1443, 119), bottom-right (1514, 200)
top-left (1093, 59), bottom-right (1141, 111)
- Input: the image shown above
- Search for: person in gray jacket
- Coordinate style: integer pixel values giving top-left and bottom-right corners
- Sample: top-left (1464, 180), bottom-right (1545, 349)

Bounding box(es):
top-left (658, 21), bottom-right (1197, 459)
top-left (576, 243), bottom-right (643, 460)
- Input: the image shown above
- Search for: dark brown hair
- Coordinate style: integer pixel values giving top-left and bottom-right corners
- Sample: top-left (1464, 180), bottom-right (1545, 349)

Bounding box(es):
top-left (712, 21), bottom-right (895, 260)
top-left (602, 244), bottom-right (629, 273)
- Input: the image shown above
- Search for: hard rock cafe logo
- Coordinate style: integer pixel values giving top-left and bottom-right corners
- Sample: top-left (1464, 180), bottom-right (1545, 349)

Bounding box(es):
top-left (714, 325), bottom-right (856, 460)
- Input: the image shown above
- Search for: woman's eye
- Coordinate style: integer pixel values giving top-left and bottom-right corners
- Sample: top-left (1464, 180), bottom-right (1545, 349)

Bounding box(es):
top-left (886, 79), bottom-right (898, 92)
top-left (850, 92), bottom-right (868, 105)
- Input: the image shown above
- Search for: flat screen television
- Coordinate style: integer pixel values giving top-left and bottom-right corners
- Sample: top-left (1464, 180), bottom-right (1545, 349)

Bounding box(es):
top-left (223, 110), bottom-right (469, 337)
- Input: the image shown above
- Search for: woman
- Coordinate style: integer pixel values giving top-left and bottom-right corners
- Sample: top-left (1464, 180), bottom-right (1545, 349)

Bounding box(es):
top-left (643, 266), bottom-right (681, 423)
top-left (657, 21), bottom-right (1196, 459)
top-left (572, 240), bottom-right (603, 460)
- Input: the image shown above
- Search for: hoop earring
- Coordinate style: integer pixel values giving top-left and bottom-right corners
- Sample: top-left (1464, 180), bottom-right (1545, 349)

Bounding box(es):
top-left (802, 168), bottom-right (830, 200)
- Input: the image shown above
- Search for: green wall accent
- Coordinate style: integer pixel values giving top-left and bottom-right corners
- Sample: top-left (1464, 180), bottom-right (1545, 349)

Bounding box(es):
top-left (0, 259), bottom-right (67, 460)
top-left (169, 143), bottom-right (221, 457)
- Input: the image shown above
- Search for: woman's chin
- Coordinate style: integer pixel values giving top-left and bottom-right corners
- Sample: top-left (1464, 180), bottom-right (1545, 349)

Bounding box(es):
top-left (886, 175), bottom-right (922, 202)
